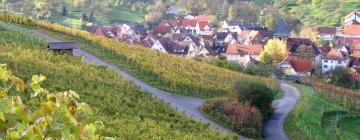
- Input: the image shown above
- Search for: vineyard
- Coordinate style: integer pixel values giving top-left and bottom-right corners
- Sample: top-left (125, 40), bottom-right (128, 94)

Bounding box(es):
top-left (0, 23), bottom-right (236, 139)
top-left (0, 13), bottom-right (279, 98)
top-left (286, 84), bottom-right (360, 140)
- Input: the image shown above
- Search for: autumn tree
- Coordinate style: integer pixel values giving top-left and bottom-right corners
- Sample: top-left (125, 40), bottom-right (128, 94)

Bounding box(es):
top-left (260, 39), bottom-right (288, 64)
top-left (300, 26), bottom-right (321, 45)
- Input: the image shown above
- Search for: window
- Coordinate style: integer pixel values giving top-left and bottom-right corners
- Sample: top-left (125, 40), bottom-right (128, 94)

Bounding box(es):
top-left (331, 60), bottom-right (333, 63)
top-left (324, 65), bottom-right (328, 68)
top-left (338, 61), bottom-right (342, 64)
top-left (324, 60), bottom-right (328, 63)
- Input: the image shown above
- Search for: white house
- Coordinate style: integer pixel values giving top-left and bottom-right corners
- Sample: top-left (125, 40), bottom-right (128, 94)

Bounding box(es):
top-left (226, 44), bottom-right (263, 63)
top-left (344, 10), bottom-right (360, 25)
top-left (222, 19), bottom-right (242, 33)
top-left (322, 48), bottom-right (350, 73)
top-left (196, 21), bottom-right (212, 35)
top-left (151, 40), bottom-right (167, 53)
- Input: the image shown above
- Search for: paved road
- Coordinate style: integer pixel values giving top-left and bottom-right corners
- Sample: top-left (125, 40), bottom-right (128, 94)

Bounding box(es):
top-left (264, 83), bottom-right (300, 140)
top-left (3, 22), bottom-right (301, 140)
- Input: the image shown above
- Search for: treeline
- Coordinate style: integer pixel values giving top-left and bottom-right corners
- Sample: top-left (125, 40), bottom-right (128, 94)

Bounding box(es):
top-left (0, 13), bottom-right (279, 98)
top-left (0, 23), bottom-right (235, 139)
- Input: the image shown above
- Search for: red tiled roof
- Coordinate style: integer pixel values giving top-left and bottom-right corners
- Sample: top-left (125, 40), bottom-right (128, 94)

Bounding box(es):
top-left (152, 26), bottom-right (172, 34)
top-left (325, 48), bottom-right (347, 60)
top-left (226, 44), bottom-right (263, 55)
top-left (289, 59), bottom-right (313, 72)
top-left (181, 20), bottom-right (198, 27)
top-left (318, 27), bottom-right (336, 35)
top-left (319, 46), bottom-right (331, 54)
top-left (344, 24), bottom-right (360, 35)
top-left (159, 20), bottom-right (178, 27)
top-left (337, 37), bottom-right (360, 48)
top-left (197, 21), bottom-right (211, 31)
top-left (194, 15), bottom-right (212, 21)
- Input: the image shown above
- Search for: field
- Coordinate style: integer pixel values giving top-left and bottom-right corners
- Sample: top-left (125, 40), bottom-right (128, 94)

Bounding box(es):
top-left (5, 5), bottom-right (145, 29)
top-left (285, 84), bottom-right (360, 140)
top-left (0, 14), bottom-right (279, 98)
top-left (0, 22), bottom-right (235, 139)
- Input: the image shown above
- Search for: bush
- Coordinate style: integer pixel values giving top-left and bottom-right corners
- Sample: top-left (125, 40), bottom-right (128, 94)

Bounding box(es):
top-left (202, 97), bottom-right (263, 138)
top-left (232, 79), bottom-right (275, 118)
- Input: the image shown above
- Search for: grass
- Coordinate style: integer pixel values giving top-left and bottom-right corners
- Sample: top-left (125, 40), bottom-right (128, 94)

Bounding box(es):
top-left (7, 5), bottom-right (145, 29)
top-left (285, 83), bottom-right (360, 140)
top-left (287, 0), bottom-right (360, 27)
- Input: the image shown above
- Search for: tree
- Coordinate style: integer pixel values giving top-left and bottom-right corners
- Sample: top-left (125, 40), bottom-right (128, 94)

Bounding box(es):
top-left (232, 79), bottom-right (275, 118)
top-left (300, 26), bottom-right (321, 45)
top-left (331, 67), bottom-right (354, 88)
top-left (260, 39), bottom-right (288, 64)
top-left (62, 6), bottom-right (68, 16)
top-left (228, 4), bottom-right (237, 20)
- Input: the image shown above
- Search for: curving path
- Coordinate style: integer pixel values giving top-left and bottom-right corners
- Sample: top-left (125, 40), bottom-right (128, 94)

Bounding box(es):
top-left (3, 22), bottom-right (301, 140)
top-left (264, 83), bottom-right (300, 140)
top-left (29, 30), bottom-right (247, 139)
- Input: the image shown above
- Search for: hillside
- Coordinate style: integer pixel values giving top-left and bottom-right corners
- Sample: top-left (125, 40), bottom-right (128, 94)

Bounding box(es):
top-left (274, 0), bottom-right (360, 27)
top-left (0, 14), bottom-right (279, 98)
top-left (0, 22), bottom-right (235, 139)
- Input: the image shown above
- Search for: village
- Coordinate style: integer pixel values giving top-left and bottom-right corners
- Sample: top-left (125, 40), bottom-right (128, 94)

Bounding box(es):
top-left (84, 7), bottom-right (360, 83)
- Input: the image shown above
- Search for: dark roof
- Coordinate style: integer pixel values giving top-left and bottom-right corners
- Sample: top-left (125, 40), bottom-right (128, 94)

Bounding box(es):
top-left (318, 27), bottom-right (336, 35)
top-left (152, 26), bottom-right (172, 35)
top-left (48, 42), bottom-right (77, 50)
top-left (225, 19), bottom-right (242, 26)
top-left (239, 23), bottom-right (267, 31)
top-left (159, 38), bottom-right (189, 55)
top-left (171, 33), bottom-right (201, 46)
top-left (274, 20), bottom-right (290, 37)
top-left (214, 32), bottom-right (229, 40)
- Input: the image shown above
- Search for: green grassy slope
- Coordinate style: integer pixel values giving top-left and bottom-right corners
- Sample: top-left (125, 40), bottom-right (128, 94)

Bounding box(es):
top-left (284, 0), bottom-right (360, 27)
top-left (285, 84), bottom-right (360, 140)
top-left (0, 23), bottom-right (235, 139)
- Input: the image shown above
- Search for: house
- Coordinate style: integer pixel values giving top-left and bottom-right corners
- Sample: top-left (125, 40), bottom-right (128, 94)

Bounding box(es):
top-left (140, 36), bottom-right (156, 48)
top-left (318, 27), bottom-right (337, 41)
top-left (222, 19), bottom-right (242, 33)
top-left (344, 10), bottom-right (360, 25)
top-left (280, 58), bottom-right (314, 77)
top-left (196, 21), bottom-right (212, 35)
top-left (226, 44), bottom-right (263, 65)
top-left (194, 15), bottom-right (212, 22)
top-left (181, 19), bottom-right (198, 34)
top-left (151, 39), bottom-right (168, 53)
top-left (88, 24), bottom-right (141, 43)
top-left (322, 48), bottom-right (350, 73)
top-left (222, 19), bottom-right (267, 33)
top-left (273, 20), bottom-right (290, 40)
top-left (158, 38), bottom-right (189, 56)
top-left (48, 42), bottom-right (77, 55)
top-left (151, 26), bottom-right (172, 36)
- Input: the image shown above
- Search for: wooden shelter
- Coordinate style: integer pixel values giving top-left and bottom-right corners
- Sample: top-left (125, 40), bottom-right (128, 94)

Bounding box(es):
top-left (48, 42), bottom-right (77, 55)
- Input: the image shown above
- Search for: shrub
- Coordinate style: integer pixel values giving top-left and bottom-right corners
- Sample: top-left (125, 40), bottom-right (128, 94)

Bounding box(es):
top-left (202, 97), bottom-right (263, 138)
top-left (232, 79), bottom-right (275, 118)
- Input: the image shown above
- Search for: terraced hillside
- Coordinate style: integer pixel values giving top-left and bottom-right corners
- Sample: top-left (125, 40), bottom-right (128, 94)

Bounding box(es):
top-left (285, 84), bottom-right (360, 140)
top-left (0, 22), bottom-right (235, 139)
